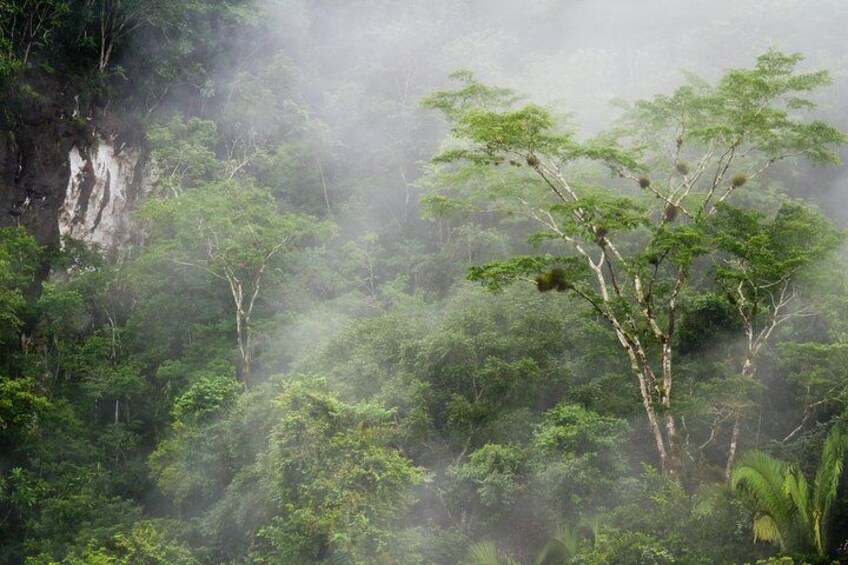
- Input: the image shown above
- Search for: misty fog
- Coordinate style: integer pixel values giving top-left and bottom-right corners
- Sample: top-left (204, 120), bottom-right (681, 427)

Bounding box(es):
top-left (3, 0), bottom-right (848, 563)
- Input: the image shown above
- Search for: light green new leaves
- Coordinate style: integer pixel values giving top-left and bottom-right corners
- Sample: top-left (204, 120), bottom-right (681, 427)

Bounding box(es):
top-left (625, 50), bottom-right (844, 167)
top-left (424, 71), bottom-right (578, 168)
top-left (422, 70), bottom-right (519, 121)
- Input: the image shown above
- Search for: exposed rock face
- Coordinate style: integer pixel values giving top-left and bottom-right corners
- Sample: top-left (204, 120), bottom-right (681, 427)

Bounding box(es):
top-left (58, 137), bottom-right (145, 249)
top-left (0, 76), bottom-right (84, 250)
top-left (0, 71), bottom-right (147, 254)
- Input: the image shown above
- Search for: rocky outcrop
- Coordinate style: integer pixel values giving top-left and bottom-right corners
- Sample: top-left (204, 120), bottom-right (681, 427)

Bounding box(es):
top-left (58, 137), bottom-right (146, 249)
top-left (0, 73), bottom-right (86, 250)
top-left (0, 71), bottom-right (147, 253)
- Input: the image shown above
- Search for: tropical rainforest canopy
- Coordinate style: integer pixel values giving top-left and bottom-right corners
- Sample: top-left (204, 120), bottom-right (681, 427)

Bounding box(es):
top-left (2, 1), bottom-right (848, 563)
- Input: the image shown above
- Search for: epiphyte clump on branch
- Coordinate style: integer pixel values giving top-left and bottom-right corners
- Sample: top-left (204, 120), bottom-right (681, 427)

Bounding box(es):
top-left (536, 268), bottom-right (572, 292)
top-left (638, 176), bottom-right (651, 189)
top-left (731, 173), bottom-right (748, 187)
top-left (593, 226), bottom-right (608, 246)
top-left (675, 161), bottom-right (690, 175)
top-left (663, 203), bottom-right (679, 222)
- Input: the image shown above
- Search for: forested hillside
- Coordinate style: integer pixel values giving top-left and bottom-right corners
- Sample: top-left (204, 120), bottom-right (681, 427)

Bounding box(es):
top-left (2, 1), bottom-right (848, 563)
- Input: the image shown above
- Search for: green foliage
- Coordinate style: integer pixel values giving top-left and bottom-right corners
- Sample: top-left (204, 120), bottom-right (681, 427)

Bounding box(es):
top-left (709, 201), bottom-right (843, 293)
top-left (468, 256), bottom-right (589, 293)
top-left (38, 520), bottom-right (199, 565)
top-left (410, 286), bottom-right (586, 452)
top-left (147, 117), bottom-right (221, 194)
top-left (149, 370), bottom-right (259, 513)
top-left (142, 181), bottom-right (322, 282)
top-left (534, 523), bottom-right (583, 565)
top-left (732, 451), bottom-right (795, 551)
top-left (422, 70), bottom-right (519, 121)
top-left (253, 378), bottom-right (424, 564)
top-left (574, 470), bottom-right (753, 564)
top-left (746, 558), bottom-right (808, 565)
top-left (8, 465), bottom-right (144, 562)
top-left (779, 340), bottom-right (848, 419)
top-left (674, 291), bottom-right (740, 354)
top-left (170, 371), bottom-right (241, 426)
top-left (624, 50), bottom-right (844, 168)
top-left (465, 540), bottom-right (521, 565)
top-left (530, 404), bottom-right (628, 513)
top-left (732, 424), bottom-right (848, 558)
top-left (4, 4), bottom-right (848, 563)
top-left (425, 47), bottom-right (844, 482)
top-left (150, 377), bottom-right (424, 563)
top-left (141, 180), bottom-right (332, 382)
top-left (424, 71), bottom-right (640, 173)
top-left (451, 444), bottom-right (526, 515)
top-left (0, 0), bottom-right (69, 73)
top-left (0, 227), bottom-right (41, 341)
top-left (549, 189), bottom-right (650, 236)
top-left (0, 378), bottom-right (50, 446)
top-left (465, 523), bottom-right (586, 565)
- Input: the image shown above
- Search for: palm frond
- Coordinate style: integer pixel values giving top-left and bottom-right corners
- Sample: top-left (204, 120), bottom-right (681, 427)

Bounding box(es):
top-left (534, 523), bottom-right (580, 565)
top-left (811, 424), bottom-right (848, 556)
top-left (579, 515), bottom-right (601, 546)
top-left (783, 465), bottom-right (811, 534)
top-left (467, 541), bottom-right (521, 565)
top-left (752, 514), bottom-right (786, 551)
top-left (732, 450), bottom-right (793, 521)
top-left (733, 424), bottom-right (848, 558)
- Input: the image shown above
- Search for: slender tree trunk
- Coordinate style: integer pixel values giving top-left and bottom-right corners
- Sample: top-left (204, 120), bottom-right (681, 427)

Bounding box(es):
top-left (620, 331), bottom-right (677, 476)
top-left (631, 364), bottom-right (680, 477)
top-left (234, 311), bottom-right (250, 388)
top-left (660, 340), bottom-right (682, 475)
top-left (640, 374), bottom-right (671, 473)
top-left (317, 159), bottom-right (332, 216)
top-left (100, 41), bottom-right (113, 72)
top-left (725, 413), bottom-right (741, 480)
top-left (725, 320), bottom-right (761, 480)
top-left (240, 332), bottom-right (252, 386)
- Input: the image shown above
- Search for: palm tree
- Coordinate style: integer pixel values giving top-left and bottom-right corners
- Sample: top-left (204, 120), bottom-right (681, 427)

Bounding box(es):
top-left (532, 523), bottom-right (581, 565)
top-left (731, 423), bottom-right (848, 558)
top-left (731, 450), bottom-right (796, 551)
top-left (465, 522), bottom-right (590, 565)
top-left (465, 541), bottom-right (521, 565)
top-left (810, 424), bottom-right (848, 554)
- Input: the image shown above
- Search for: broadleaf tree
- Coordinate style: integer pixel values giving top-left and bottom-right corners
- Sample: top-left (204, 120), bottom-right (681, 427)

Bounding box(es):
top-left (423, 51), bottom-right (844, 478)
top-left (142, 182), bottom-right (330, 386)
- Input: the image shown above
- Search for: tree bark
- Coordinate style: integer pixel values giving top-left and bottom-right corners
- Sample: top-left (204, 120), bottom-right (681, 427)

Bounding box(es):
top-left (725, 413), bottom-right (741, 480)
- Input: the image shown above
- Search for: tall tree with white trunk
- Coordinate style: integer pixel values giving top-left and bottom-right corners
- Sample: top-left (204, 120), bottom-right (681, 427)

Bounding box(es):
top-left (424, 52), bottom-right (844, 477)
top-left (143, 181), bottom-right (326, 386)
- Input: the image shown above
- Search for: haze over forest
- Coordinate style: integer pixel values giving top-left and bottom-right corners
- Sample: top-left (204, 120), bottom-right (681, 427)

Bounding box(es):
top-left (2, 1), bottom-right (848, 563)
